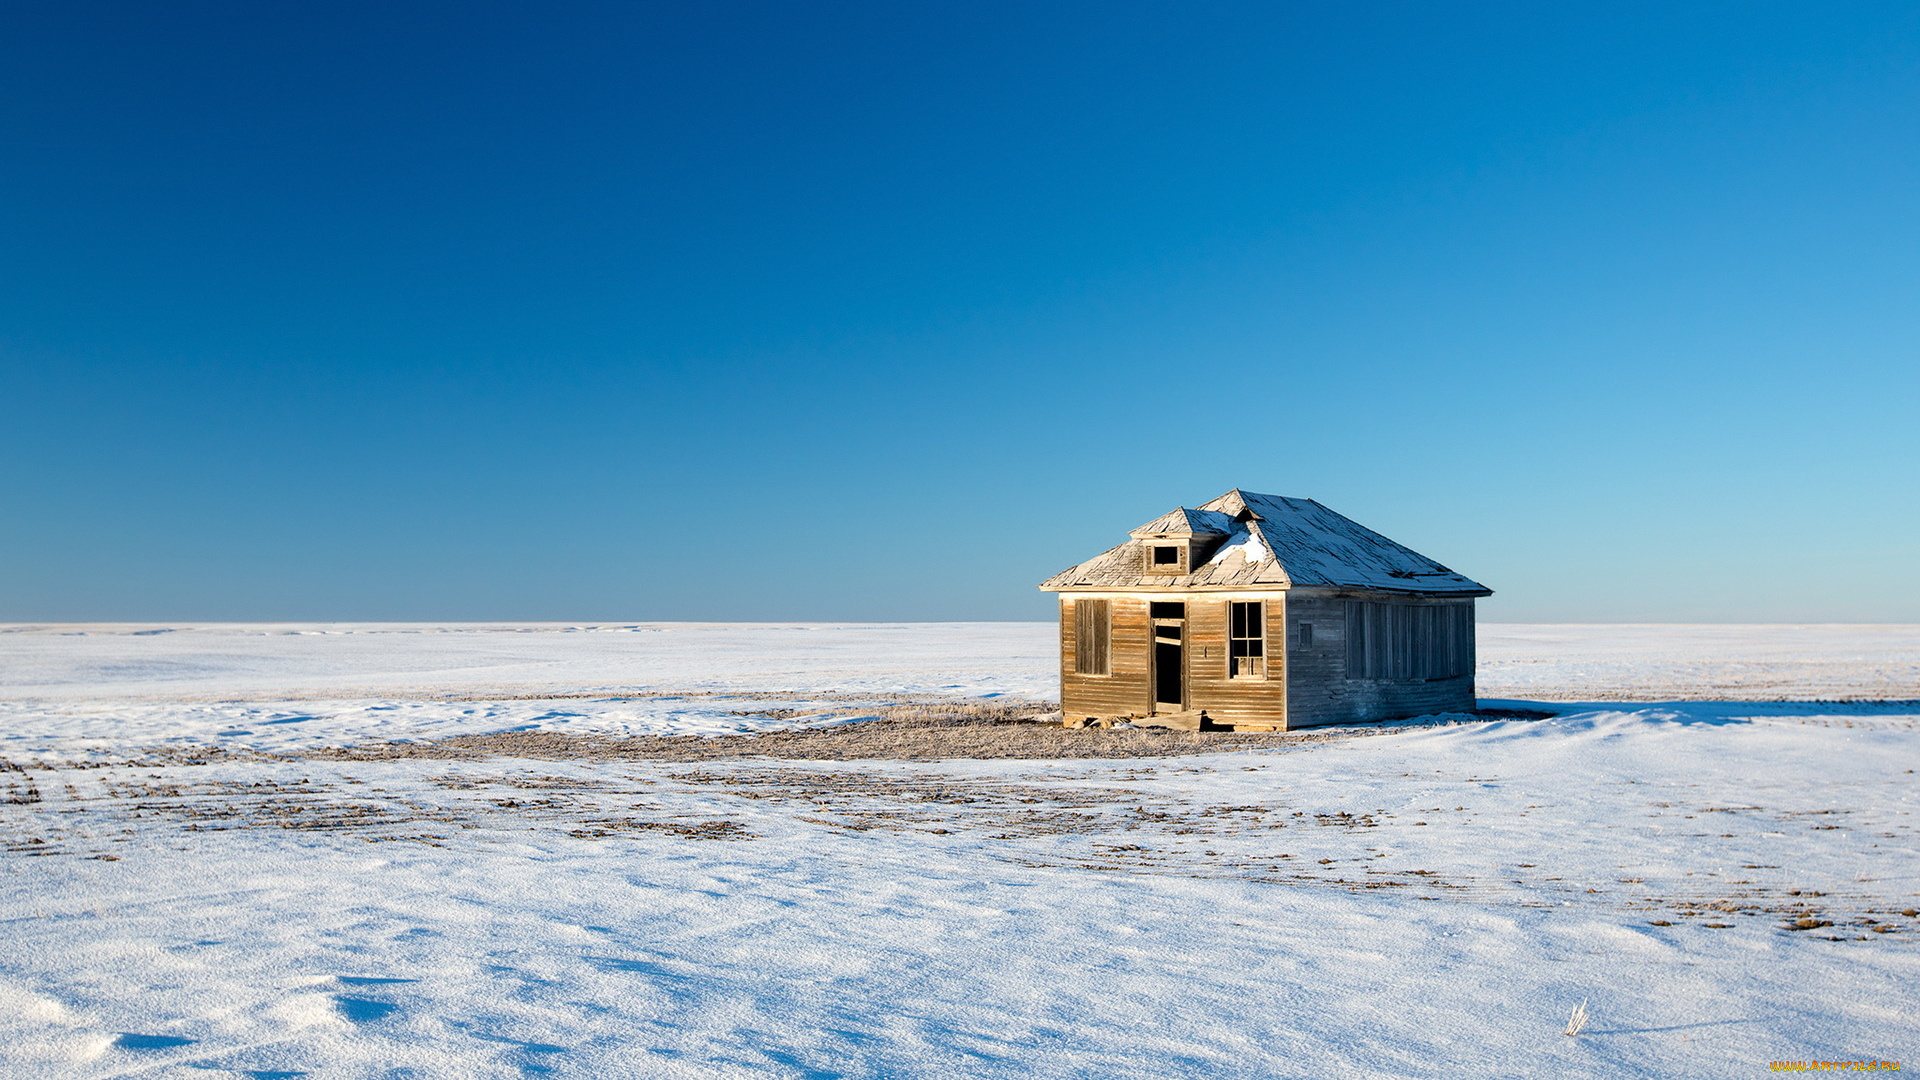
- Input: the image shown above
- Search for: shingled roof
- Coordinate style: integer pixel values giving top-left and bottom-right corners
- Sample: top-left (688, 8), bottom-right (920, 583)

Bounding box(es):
top-left (1129, 507), bottom-right (1234, 538)
top-left (1038, 489), bottom-right (1491, 595)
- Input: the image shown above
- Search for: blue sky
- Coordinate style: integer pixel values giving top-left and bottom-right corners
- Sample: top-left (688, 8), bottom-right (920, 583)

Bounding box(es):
top-left (2, 2), bottom-right (1916, 622)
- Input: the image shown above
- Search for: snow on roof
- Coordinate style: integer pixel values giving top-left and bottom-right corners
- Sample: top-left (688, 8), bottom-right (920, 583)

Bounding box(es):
top-left (1039, 489), bottom-right (1491, 595)
top-left (1129, 507), bottom-right (1235, 538)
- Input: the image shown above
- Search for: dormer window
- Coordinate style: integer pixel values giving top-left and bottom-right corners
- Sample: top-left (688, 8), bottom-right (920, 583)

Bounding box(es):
top-left (1145, 542), bottom-right (1187, 573)
top-left (1127, 506), bottom-right (1224, 575)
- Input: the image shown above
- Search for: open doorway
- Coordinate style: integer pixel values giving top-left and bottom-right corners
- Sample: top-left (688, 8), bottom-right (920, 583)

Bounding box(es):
top-left (1153, 622), bottom-right (1184, 709)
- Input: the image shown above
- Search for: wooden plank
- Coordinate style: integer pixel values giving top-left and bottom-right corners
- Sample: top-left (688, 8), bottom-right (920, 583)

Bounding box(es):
top-left (1172, 594), bottom-right (1287, 728)
top-left (1290, 595), bottom-right (1477, 726)
top-left (1061, 595), bottom-right (1152, 721)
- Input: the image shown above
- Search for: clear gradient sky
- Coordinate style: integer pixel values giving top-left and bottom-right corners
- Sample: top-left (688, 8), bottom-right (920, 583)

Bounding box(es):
top-left (2, 2), bottom-right (1916, 622)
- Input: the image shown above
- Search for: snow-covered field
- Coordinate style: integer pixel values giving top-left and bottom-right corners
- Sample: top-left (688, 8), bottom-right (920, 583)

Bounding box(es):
top-left (1480, 623), bottom-right (1920, 703)
top-left (0, 623), bottom-right (1058, 755)
top-left (2, 623), bottom-right (1916, 1078)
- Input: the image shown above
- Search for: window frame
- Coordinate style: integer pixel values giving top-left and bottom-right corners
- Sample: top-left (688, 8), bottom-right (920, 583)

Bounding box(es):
top-left (1227, 600), bottom-right (1266, 680)
top-left (1144, 542), bottom-right (1188, 573)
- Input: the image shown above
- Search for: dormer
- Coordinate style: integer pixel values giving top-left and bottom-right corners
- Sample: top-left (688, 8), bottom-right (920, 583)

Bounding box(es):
top-left (1129, 507), bottom-right (1231, 576)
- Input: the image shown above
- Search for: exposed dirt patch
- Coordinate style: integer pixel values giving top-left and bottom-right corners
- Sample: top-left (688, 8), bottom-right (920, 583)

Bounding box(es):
top-left (316, 723), bottom-right (1287, 763)
top-left (308, 705), bottom-right (1552, 764)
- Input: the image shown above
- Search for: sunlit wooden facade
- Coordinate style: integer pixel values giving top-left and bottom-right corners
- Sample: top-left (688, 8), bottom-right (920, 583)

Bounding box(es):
top-left (1039, 490), bottom-right (1491, 731)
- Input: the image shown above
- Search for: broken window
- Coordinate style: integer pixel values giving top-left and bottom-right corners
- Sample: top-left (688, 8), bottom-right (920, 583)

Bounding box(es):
top-left (1228, 600), bottom-right (1264, 678)
top-left (1148, 601), bottom-right (1186, 619)
top-left (1152, 545), bottom-right (1180, 566)
top-left (1073, 599), bottom-right (1110, 676)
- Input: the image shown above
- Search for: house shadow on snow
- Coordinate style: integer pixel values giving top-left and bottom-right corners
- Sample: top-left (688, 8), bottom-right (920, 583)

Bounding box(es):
top-left (1470, 697), bottom-right (1920, 727)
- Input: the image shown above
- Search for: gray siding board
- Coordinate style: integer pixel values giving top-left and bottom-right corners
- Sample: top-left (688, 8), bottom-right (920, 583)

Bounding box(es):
top-left (1286, 594), bottom-right (1477, 727)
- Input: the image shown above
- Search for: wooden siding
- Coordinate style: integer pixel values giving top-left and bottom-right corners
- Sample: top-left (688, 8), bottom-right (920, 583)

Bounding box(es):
top-left (1060, 596), bottom-right (1153, 721)
top-left (1060, 589), bottom-right (1475, 729)
top-left (1285, 594), bottom-right (1477, 727)
top-left (1346, 600), bottom-right (1472, 680)
top-left (1182, 595), bottom-right (1288, 727)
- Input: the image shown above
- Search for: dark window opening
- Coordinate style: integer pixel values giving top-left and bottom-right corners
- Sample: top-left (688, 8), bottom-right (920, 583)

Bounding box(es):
top-left (1298, 622), bottom-right (1314, 648)
top-left (1228, 600), bottom-right (1265, 678)
top-left (1073, 599), bottom-right (1111, 676)
top-left (1152, 545), bottom-right (1181, 565)
top-left (1149, 601), bottom-right (1186, 619)
top-left (1154, 623), bottom-right (1182, 642)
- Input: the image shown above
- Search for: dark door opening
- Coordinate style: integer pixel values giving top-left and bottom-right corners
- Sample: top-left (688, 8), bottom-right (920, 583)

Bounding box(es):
top-left (1153, 623), bottom-right (1184, 709)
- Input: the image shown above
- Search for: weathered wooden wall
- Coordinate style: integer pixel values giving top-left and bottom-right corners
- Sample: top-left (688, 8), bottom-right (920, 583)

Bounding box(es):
top-left (1061, 594), bottom-right (1290, 726)
top-left (1060, 590), bottom-right (1476, 729)
top-left (1059, 596), bottom-right (1152, 721)
top-left (1284, 594), bottom-right (1477, 727)
top-left (1182, 596), bottom-right (1289, 727)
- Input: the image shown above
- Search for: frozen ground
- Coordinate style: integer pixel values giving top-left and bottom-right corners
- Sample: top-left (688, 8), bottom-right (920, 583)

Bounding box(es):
top-left (1479, 623), bottom-right (1920, 702)
top-left (0, 623), bottom-right (1056, 754)
top-left (1, 623), bottom-right (1916, 1078)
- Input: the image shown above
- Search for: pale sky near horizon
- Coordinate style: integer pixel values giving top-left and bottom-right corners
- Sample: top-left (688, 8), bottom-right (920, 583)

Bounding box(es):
top-left (2, 2), bottom-right (1916, 623)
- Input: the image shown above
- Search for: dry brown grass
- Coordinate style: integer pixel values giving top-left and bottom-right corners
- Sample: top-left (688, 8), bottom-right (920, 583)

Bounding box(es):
top-left (307, 700), bottom-right (1556, 764)
top-left (309, 706), bottom-right (1393, 764)
top-left (313, 721), bottom-right (1291, 763)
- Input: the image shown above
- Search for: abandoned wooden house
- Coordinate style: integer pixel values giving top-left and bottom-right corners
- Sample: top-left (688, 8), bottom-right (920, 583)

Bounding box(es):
top-left (1039, 489), bottom-right (1491, 731)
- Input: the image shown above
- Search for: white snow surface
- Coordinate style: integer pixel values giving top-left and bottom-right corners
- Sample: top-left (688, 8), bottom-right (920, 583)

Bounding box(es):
top-left (0, 623), bottom-right (1057, 756)
top-left (1207, 525), bottom-right (1271, 567)
top-left (1478, 623), bottom-right (1920, 702)
top-left (2, 623), bottom-right (1917, 1078)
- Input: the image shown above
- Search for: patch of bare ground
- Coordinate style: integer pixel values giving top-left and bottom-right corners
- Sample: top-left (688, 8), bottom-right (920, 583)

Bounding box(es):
top-left (316, 723), bottom-right (1284, 763)
top-left (2, 761), bottom-right (749, 854)
top-left (308, 703), bottom-right (1554, 763)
